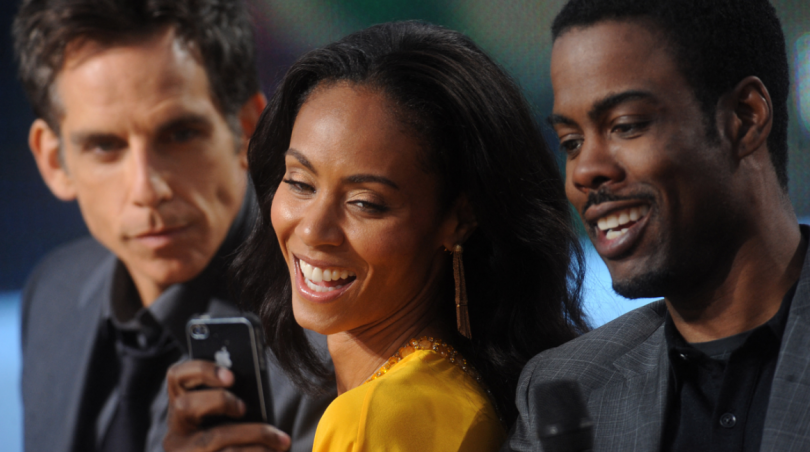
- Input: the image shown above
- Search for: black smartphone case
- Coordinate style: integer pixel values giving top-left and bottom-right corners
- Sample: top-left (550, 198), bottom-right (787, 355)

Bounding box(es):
top-left (186, 316), bottom-right (271, 424)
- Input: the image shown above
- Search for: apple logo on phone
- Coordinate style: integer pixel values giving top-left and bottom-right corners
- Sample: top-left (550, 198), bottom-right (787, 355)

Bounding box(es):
top-left (214, 346), bottom-right (233, 369)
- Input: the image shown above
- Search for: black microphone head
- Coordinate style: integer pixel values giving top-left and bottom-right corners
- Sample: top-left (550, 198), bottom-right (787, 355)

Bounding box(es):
top-left (534, 380), bottom-right (593, 452)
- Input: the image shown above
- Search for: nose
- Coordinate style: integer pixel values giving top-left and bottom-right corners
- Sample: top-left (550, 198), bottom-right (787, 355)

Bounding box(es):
top-left (295, 195), bottom-right (344, 249)
top-left (129, 141), bottom-right (172, 207)
top-left (568, 135), bottom-right (625, 193)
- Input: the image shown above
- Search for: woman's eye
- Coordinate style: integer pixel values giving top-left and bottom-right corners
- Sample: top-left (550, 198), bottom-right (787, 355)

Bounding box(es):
top-left (282, 179), bottom-right (315, 194)
top-left (349, 200), bottom-right (389, 214)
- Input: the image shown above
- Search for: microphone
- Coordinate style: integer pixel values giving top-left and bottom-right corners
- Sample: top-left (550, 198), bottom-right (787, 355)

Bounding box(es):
top-left (535, 380), bottom-right (594, 452)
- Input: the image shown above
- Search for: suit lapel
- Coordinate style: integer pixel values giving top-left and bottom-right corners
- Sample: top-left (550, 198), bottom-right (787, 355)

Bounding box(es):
top-left (762, 252), bottom-right (810, 451)
top-left (589, 325), bottom-right (668, 451)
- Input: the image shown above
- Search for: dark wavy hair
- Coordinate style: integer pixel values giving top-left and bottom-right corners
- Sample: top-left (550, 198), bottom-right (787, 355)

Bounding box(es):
top-left (13, 0), bottom-right (259, 134)
top-left (233, 20), bottom-right (589, 424)
top-left (552, 0), bottom-right (789, 188)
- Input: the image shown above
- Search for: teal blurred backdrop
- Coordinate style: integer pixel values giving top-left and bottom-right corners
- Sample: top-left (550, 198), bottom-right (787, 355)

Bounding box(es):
top-left (1, 1), bottom-right (809, 451)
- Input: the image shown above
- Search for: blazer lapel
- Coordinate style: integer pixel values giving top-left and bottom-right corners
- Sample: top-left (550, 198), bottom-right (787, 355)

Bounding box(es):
top-left (590, 320), bottom-right (669, 451)
top-left (762, 253), bottom-right (810, 451)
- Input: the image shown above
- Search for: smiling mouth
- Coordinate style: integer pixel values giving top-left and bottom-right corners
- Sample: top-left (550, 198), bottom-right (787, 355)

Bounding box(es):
top-left (298, 260), bottom-right (357, 293)
top-left (595, 205), bottom-right (649, 239)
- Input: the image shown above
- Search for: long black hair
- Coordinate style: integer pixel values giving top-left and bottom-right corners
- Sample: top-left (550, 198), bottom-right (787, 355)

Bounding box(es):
top-left (233, 20), bottom-right (589, 425)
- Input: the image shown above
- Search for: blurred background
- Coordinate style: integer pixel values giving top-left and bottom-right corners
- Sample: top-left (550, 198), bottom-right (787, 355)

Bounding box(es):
top-left (1, 0), bottom-right (809, 450)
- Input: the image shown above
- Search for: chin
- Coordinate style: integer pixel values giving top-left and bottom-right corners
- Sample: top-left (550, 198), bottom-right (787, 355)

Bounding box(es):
top-left (290, 298), bottom-right (342, 336)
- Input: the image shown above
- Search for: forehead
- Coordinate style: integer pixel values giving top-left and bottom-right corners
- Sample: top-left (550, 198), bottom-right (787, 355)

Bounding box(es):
top-left (550, 20), bottom-right (690, 114)
top-left (55, 28), bottom-right (217, 129)
top-left (291, 84), bottom-right (410, 164)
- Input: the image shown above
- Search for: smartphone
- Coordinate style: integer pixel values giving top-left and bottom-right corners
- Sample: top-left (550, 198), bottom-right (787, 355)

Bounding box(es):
top-left (186, 315), bottom-right (271, 424)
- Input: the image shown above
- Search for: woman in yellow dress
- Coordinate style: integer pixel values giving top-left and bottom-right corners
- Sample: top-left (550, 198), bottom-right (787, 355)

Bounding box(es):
top-left (166, 21), bottom-right (589, 452)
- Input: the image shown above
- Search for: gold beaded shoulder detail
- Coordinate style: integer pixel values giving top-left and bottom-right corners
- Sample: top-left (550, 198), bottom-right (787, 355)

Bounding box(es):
top-left (364, 336), bottom-right (481, 384)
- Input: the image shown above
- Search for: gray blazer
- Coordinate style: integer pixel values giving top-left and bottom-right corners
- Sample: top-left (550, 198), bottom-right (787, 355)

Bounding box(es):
top-left (503, 234), bottom-right (810, 451)
top-left (21, 237), bottom-right (334, 452)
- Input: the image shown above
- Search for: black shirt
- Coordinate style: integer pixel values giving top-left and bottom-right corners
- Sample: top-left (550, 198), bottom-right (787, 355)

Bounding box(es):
top-left (662, 283), bottom-right (797, 451)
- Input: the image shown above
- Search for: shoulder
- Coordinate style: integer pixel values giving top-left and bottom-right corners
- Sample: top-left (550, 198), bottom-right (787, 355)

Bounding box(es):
top-left (313, 350), bottom-right (504, 452)
top-left (21, 237), bottom-right (112, 332)
top-left (520, 300), bottom-right (667, 391)
top-left (23, 236), bottom-right (110, 296)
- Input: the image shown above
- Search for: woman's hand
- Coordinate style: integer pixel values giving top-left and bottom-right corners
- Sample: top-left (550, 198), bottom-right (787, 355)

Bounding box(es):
top-left (164, 360), bottom-right (292, 452)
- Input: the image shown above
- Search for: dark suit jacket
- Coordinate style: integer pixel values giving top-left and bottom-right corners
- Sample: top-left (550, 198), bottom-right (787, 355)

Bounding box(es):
top-left (504, 229), bottom-right (810, 451)
top-left (22, 231), bottom-right (334, 451)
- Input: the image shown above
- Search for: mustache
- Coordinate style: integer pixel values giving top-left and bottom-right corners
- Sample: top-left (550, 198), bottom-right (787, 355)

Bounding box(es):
top-left (582, 188), bottom-right (656, 215)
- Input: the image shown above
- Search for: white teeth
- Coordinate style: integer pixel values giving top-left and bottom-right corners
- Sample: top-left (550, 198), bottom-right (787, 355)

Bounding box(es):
top-left (605, 230), bottom-right (622, 240)
top-left (597, 218), bottom-right (608, 230)
top-left (596, 205), bottom-right (651, 232)
top-left (304, 278), bottom-right (345, 293)
top-left (297, 259), bottom-right (355, 290)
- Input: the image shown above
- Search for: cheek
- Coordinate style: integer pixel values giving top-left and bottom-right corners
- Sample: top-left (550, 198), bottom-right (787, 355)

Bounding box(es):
top-left (350, 218), bottom-right (438, 278)
top-left (270, 190), bottom-right (295, 246)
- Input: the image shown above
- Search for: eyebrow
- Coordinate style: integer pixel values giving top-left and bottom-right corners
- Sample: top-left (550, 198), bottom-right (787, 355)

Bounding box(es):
top-left (285, 148), bottom-right (316, 173)
top-left (155, 113), bottom-right (212, 136)
top-left (344, 174), bottom-right (399, 190)
top-left (284, 148), bottom-right (399, 189)
top-left (545, 90), bottom-right (656, 127)
top-left (70, 131), bottom-right (123, 147)
top-left (588, 90), bottom-right (655, 122)
top-left (69, 113), bottom-right (213, 146)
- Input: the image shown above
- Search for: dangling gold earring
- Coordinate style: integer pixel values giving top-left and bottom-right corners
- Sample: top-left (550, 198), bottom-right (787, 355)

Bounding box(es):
top-left (453, 244), bottom-right (472, 339)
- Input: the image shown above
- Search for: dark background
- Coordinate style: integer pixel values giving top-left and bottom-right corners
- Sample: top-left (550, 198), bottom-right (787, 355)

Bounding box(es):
top-left (2, 0), bottom-right (809, 291)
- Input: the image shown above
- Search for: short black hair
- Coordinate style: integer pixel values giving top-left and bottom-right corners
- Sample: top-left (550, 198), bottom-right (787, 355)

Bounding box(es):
top-left (13, 0), bottom-right (260, 132)
top-left (552, 0), bottom-right (790, 188)
top-left (233, 20), bottom-right (589, 424)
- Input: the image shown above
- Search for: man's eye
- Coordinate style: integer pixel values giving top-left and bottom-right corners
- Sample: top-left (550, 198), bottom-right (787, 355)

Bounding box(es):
top-left (169, 128), bottom-right (199, 143)
top-left (559, 138), bottom-right (582, 155)
top-left (611, 121), bottom-right (650, 136)
top-left (86, 139), bottom-right (125, 154)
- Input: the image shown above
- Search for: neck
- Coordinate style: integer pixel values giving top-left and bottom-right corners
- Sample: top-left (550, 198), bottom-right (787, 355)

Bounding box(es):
top-left (667, 206), bottom-right (805, 343)
top-left (130, 273), bottom-right (165, 308)
top-left (327, 299), bottom-right (447, 395)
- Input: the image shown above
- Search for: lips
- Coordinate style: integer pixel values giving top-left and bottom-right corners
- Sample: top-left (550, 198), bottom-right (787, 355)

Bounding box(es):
top-left (132, 225), bottom-right (190, 249)
top-left (294, 257), bottom-right (356, 303)
top-left (585, 201), bottom-right (652, 259)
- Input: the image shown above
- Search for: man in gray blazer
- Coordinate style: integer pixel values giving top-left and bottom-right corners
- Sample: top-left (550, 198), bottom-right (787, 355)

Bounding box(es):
top-left (505, 0), bottom-right (808, 450)
top-left (14, 0), bottom-right (333, 451)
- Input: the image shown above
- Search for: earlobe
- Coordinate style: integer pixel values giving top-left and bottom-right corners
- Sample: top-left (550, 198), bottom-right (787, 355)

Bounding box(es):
top-left (237, 91), bottom-right (269, 168)
top-left (29, 119), bottom-right (77, 201)
top-left (441, 195), bottom-right (478, 250)
top-left (727, 76), bottom-right (773, 159)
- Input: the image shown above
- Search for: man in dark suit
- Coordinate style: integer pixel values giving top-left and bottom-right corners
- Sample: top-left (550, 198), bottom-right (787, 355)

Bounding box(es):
top-left (14, 1), bottom-right (333, 451)
top-left (504, 1), bottom-right (810, 450)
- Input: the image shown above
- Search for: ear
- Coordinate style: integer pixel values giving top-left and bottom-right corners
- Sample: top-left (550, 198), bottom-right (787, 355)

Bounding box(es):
top-left (440, 195), bottom-right (478, 251)
top-left (29, 118), bottom-right (77, 201)
top-left (720, 76), bottom-right (773, 160)
top-left (236, 91), bottom-right (268, 169)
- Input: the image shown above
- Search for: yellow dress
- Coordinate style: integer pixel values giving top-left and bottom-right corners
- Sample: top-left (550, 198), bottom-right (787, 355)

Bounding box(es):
top-left (312, 346), bottom-right (506, 452)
